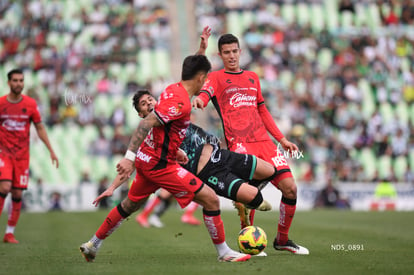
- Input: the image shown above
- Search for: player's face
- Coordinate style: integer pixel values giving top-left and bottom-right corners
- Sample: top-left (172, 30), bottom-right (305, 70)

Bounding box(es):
top-left (138, 94), bottom-right (157, 118)
top-left (219, 43), bottom-right (241, 72)
top-left (8, 73), bottom-right (24, 95)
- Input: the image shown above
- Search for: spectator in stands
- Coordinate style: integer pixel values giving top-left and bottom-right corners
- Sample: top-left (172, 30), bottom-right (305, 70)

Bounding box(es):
top-left (314, 179), bottom-right (350, 209)
top-left (401, 0), bottom-right (414, 25)
top-left (338, 0), bottom-right (355, 14)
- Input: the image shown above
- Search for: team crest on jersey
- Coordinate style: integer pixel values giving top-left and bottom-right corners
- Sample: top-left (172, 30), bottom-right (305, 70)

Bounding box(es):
top-left (168, 104), bottom-right (183, 117)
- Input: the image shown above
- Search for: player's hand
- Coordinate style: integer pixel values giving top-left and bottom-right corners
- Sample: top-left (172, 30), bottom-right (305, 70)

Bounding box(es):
top-left (176, 148), bottom-right (189, 165)
top-left (199, 26), bottom-right (211, 54)
top-left (50, 151), bottom-right (59, 168)
top-left (192, 97), bottom-right (205, 110)
top-left (279, 138), bottom-right (299, 156)
top-left (116, 158), bottom-right (134, 181)
top-left (93, 188), bottom-right (114, 207)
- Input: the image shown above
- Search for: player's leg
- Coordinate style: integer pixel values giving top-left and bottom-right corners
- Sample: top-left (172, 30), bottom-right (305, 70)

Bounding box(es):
top-left (0, 154), bottom-right (13, 222)
top-left (148, 189), bottom-right (174, 228)
top-left (3, 158), bottom-right (29, 244)
top-left (136, 188), bottom-right (171, 228)
top-left (192, 184), bottom-right (250, 262)
top-left (0, 181), bottom-right (12, 220)
top-left (181, 201), bottom-right (201, 226)
top-left (80, 174), bottom-right (153, 262)
top-left (4, 188), bottom-right (23, 244)
top-left (272, 176), bottom-right (308, 254)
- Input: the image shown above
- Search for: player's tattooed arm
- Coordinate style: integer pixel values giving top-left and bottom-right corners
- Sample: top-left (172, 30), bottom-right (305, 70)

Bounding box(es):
top-left (127, 112), bottom-right (161, 152)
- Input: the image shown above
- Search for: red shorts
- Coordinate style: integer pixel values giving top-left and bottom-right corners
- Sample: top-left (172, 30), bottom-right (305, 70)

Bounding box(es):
top-left (229, 140), bottom-right (293, 188)
top-left (0, 153), bottom-right (30, 189)
top-left (128, 160), bottom-right (204, 208)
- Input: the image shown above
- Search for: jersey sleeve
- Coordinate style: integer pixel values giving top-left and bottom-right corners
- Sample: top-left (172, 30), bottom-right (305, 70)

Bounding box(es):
top-left (254, 72), bottom-right (265, 105)
top-left (198, 73), bottom-right (216, 107)
top-left (154, 89), bottom-right (186, 124)
top-left (31, 100), bottom-right (42, 124)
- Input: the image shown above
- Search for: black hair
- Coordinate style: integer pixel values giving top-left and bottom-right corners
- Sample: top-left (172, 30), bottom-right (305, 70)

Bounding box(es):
top-left (132, 90), bottom-right (151, 113)
top-left (7, 69), bottom-right (23, 80)
top-left (181, 55), bottom-right (211, 81)
top-left (218, 34), bottom-right (240, 53)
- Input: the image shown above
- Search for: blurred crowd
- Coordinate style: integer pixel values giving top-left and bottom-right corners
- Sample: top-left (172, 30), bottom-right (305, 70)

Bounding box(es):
top-left (195, 0), bottom-right (414, 184)
top-left (1, 0), bottom-right (413, 185)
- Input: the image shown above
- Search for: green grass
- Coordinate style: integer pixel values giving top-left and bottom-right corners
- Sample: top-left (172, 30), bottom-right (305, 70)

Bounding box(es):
top-left (0, 209), bottom-right (413, 275)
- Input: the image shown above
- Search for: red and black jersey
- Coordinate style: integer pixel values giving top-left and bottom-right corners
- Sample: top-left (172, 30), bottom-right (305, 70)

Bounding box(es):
top-left (136, 82), bottom-right (191, 170)
top-left (0, 94), bottom-right (41, 159)
top-left (199, 69), bottom-right (270, 148)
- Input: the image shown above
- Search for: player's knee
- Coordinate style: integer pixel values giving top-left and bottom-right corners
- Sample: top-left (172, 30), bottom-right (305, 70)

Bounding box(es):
top-left (246, 191), bottom-right (263, 209)
top-left (283, 184), bottom-right (297, 199)
top-left (120, 197), bottom-right (143, 215)
top-left (194, 185), bottom-right (219, 211)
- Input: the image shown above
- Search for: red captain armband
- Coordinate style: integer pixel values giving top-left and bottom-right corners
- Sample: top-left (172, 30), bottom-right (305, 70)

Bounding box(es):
top-left (258, 103), bottom-right (285, 142)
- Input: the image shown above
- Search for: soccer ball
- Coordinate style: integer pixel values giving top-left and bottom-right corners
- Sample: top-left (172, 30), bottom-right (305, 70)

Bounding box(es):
top-left (237, 225), bottom-right (267, 255)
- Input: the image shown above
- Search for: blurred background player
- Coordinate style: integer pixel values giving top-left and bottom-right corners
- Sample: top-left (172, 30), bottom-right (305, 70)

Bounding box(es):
top-left (136, 189), bottom-right (200, 228)
top-left (0, 69), bottom-right (59, 243)
top-left (193, 31), bottom-right (309, 255)
top-left (133, 89), bottom-right (275, 229)
top-left (80, 55), bottom-right (251, 263)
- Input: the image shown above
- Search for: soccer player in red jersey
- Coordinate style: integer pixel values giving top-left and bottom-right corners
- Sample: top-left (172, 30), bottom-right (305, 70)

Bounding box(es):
top-left (79, 55), bottom-right (251, 263)
top-left (0, 69), bottom-right (59, 243)
top-left (193, 32), bottom-right (309, 255)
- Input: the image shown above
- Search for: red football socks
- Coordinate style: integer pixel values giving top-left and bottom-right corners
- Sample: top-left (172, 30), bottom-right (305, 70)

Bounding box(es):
top-left (95, 204), bottom-right (129, 239)
top-left (203, 209), bottom-right (225, 245)
top-left (8, 198), bottom-right (22, 227)
top-left (277, 197), bottom-right (297, 245)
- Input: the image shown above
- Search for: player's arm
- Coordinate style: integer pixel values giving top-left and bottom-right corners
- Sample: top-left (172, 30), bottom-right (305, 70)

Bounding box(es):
top-left (34, 122), bottom-right (59, 168)
top-left (93, 173), bottom-right (126, 207)
top-left (195, 26), bottom-right (211, 56)
top-left (116, 112), bottom-right (161, 179)
top-left (257, 103), bottom-right (298, 152)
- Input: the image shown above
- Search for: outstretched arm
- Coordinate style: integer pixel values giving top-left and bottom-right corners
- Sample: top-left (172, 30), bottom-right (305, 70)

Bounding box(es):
top-left (93, 174), bottom-right (126, 207)
top-left (34, 122), bottom-right (59, 168)
top-left (195, 26), bottom-right (211, 56)
top-left (116, 112), bottom-right (161, 180)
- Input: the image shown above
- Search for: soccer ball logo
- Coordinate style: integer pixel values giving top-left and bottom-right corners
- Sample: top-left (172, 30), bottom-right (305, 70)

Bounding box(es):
top-left (238, 226), bottom-right (267, 255)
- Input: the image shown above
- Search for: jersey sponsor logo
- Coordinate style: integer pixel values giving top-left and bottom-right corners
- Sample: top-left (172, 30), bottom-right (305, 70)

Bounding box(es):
top-left (2, 119), bottom-right (26, 131)
top-left (229, 93), bottom-right (256, 108)
top-left (136, 149), bottom-right (152, 163)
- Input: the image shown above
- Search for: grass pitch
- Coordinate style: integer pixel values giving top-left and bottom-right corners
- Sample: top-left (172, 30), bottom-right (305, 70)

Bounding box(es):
top-left (0, 209), bottom-right (413, 275)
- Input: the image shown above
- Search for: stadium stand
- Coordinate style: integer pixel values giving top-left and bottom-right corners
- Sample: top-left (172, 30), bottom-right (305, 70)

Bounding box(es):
top-left (0, 0), bottom-right (413, 187)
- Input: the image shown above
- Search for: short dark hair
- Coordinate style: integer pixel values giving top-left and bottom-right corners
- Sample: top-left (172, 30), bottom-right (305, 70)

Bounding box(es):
top-left (132, 90), bottom-right (151, 113)
top-left (7, 69), bottom-right (23, 80)
top-left (218, 34), bottom-right (239, 52)
top-left (181, 55), bottom-right (211, 81)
